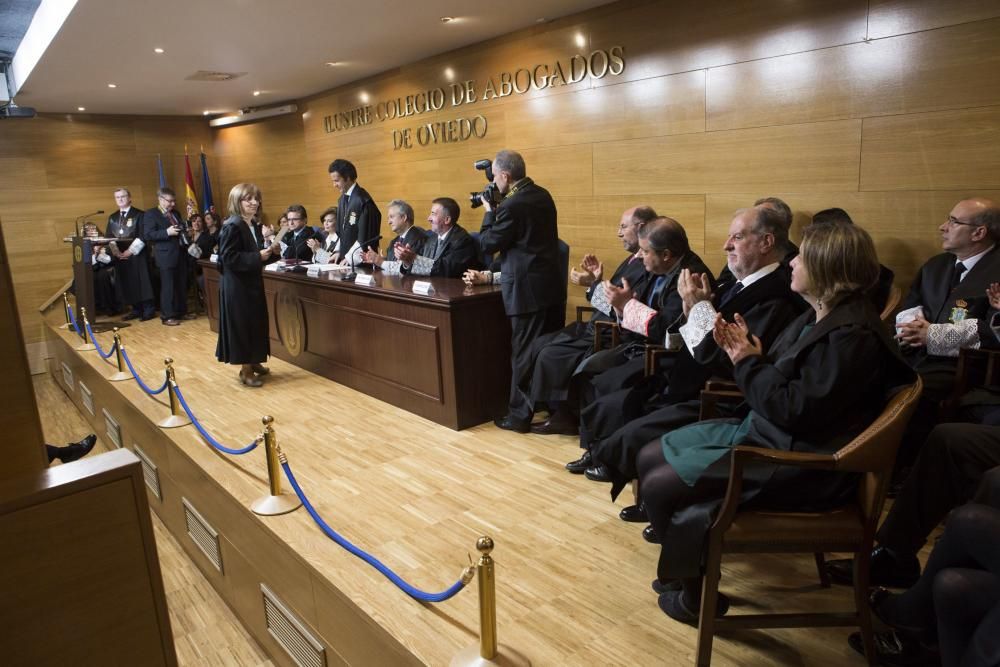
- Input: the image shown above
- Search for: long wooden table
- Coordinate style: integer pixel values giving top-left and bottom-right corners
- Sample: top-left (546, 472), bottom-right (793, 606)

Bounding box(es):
top-left (201, 262), bottom-right (511, 430)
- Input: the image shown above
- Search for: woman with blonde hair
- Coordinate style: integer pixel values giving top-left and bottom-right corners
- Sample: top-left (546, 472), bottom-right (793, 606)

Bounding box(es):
top-left (636, 222), bottom-right (917, 624)
top-left (215, 183), bottom-right (272, 387)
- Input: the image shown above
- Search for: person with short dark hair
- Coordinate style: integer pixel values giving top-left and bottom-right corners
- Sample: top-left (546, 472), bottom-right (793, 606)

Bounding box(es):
top-left (328, 158), bottom-right (381, 265)
top-left (365, 197), bottom-right (478, 277)
top-left (143, 187), bottom-right (192, 326)
top-left (809, 207), bottom-right (895, 312)
top-left (307, 206), bottom-right (341, 264)
top-left (106, 187), bottom-right (155, 321)
top-left (278, 204), bottom-right (315, 261)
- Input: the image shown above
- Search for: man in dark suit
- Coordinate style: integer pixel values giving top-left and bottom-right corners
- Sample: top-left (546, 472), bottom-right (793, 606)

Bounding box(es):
top-left (475, 150), bottom-right (564, 433)
top-left (142, 187), bottom-right (190, 326)
top-left (384, 199), bottom-right (426, 260)
top-left (278, 204), bottom-right (315, 261)
top-left (105, 187), bottom-right (154, 320)
top-left (895, 196), bottom-right (1000, 467)
top-left (328, 158), bottom-right (381, 266)
top-left (365, 197), bottom-right (478, 277)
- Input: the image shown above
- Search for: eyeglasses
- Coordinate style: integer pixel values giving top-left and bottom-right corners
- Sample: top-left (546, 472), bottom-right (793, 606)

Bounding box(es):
top-left (946, 216), bottom-right (982, 228)
top-left (286, 217), bottom-right (303, 223)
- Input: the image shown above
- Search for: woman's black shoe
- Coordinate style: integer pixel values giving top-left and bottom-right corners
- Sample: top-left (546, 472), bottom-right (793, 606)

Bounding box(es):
top-left (619, 503), bottom-right (647, 523)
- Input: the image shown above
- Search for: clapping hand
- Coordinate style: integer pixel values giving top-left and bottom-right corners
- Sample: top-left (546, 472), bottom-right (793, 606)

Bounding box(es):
top-left (363, 249), bottom-right (384, 267)
top-left (896, 313), bottom-right (930, 347)
top-left (713, 313), bottom-right (763, 364)
top-left (988, 282), bottom-right (1000, 310)
top-left (395, 244), bottom-right (417, 265)
top-left (678, 269), bottom-right (713, 318)
top-left (306, 238), bottom-right (321, 250)
top-left (581, 254), bottom-right (603, 283)
top-left (604, 278), bottom-right (634, 313)
top-left (463, 270), bottom-right (490, 285)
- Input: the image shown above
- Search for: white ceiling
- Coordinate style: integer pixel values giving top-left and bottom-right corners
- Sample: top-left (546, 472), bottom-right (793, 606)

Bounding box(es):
top-left (15, 0), bottom-right (615, 116)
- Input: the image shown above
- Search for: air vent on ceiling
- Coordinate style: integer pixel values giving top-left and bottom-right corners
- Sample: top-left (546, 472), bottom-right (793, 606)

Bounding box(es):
top-left (185, 70), bottom-right (247, 82)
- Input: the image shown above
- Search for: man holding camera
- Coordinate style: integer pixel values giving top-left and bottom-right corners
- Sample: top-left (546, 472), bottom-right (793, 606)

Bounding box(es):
top-left (471, 149), bottom-right (564, 432)
top-left (143, 187), bottom-right (191, 326)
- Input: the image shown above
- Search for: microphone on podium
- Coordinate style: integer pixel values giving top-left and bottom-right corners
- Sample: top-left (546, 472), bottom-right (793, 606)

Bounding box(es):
top-left (342, 234), bottom-right (383, 281)
top-left (74, 210), bottom-right (105, 236)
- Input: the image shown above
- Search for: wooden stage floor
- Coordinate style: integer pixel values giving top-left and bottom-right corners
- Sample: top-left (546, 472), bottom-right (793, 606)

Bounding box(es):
top-left (46, 312), bottom-right (883, 666)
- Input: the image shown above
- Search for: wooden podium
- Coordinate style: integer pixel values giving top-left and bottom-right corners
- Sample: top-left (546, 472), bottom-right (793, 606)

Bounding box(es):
top-left (70, 235), bottom-right (96, 325)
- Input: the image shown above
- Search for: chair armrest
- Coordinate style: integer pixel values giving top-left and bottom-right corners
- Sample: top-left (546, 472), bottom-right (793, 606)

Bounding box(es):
top-left (576, 305), bottom-right (596, 323)
top-left (705, 379), bottom-right (740, 392)
top-left (732, 445), bottom-right (838, 471)
top-left (593, 320), bottom-right (620, 352)
top-left (699, 388), bottom-right (744, 420)
top-left (942, 347), bottom-right (1000, 418)
top-left (644, 344), bottom-right (671, 376)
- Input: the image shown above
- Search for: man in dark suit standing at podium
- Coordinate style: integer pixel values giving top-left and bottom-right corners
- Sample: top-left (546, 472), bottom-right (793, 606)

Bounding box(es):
top-left (143, 187), bottom-right (190, 326)
top-left (106, 187), bottom-right (155, 320)
top-left (477, 149), bottom-right (564, 432)
top-left (328, 158), bottom-right (381, 266)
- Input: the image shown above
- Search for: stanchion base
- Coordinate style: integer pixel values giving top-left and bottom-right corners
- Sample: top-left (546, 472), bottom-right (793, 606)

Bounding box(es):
top-left (59, 323), bottom-right (71, 329)
top-left (107, 371), bottom-right (132, 382)
top-left (76, 343), bottom-right (96, 351)
top-left (157, 414), bottom-right (192, 429)
top-left (251, 493), bottom-right (302, 516)
top-left (450, 644), bottom-right (531, 667)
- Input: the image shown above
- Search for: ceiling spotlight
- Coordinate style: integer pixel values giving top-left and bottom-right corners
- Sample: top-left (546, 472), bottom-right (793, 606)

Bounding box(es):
top-left (359, 91), bottom-right (370, 103)
top-left (574, 33), bottom-right (586, 48)
top-left (253, 90), bottom-right (261, 96)
top-left (202, 111), bottom-right (210, 116)
top-left (77, 106), bottom-right (85, 111)
top-left (325, 61), bottom-right (341, 67)
top-left (154, 47), bottom-right (164, 54)
top-left (536, 17), bottom-right (547, 23)
top-left (440, 16), bottom-right (454, 23)
top-left (444, 67), bottom-right (455, 81)
top-left (107, 83), bottom-right (117, 88)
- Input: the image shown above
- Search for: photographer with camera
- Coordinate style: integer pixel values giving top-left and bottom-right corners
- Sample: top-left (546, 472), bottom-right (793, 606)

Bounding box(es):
top-left (468, 150), bottom-right (564, 433)
top-left (143, 187), bottom-right (194, 326)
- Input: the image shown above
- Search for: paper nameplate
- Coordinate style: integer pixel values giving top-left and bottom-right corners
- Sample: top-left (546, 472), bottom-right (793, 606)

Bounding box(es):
top-left (412, 281), bottom-right (435, 295)
top-left (354, 273), bottom-right (376, 286)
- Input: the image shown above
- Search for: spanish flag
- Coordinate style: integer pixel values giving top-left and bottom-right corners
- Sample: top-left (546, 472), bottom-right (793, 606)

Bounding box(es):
top-left (183, 147), bottom-right (199, 217)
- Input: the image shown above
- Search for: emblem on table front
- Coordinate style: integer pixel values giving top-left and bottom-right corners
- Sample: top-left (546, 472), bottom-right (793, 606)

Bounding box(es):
top-left (275, 289), bottom-right (305, 357)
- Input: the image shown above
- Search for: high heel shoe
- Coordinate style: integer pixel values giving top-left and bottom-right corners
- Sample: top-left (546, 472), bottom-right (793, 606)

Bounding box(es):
top-left (239, 369), bottom-right (263, 387)
top-left (251, 363), bottom-right (270, 376)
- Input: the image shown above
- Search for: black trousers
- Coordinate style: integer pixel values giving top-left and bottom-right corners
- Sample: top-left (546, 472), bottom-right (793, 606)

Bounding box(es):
top-left (158, 262), bottom-right (188, 320)
top-left (508, 304), bottom-right (565, 422)
top-left (878, 423), bottom-right (1000, 556)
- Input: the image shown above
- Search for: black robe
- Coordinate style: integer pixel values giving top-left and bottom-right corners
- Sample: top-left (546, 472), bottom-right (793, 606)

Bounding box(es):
top-left (585, 265), bottom-right (804, 467)
top-left (653, 294), bottom-right (916, 579)
top-left (105, 208), bottom-right (153, 305)
top-left (215, 218), bottom-right (269, 364)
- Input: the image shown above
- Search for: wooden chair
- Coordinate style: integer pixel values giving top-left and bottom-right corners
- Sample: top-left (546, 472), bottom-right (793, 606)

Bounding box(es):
top-left (593, 320), bottom-right (620, 352)
top-left (879, 285), bottom-right (902, 326)
top-left (693, 377), bottom-right (923, 666)
top-left (941, 347), bottom-right (1000, 419)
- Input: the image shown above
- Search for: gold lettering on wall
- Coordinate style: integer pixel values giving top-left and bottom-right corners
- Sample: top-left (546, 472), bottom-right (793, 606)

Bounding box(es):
top-left (322, 46), bottom-right (626, 135)
top-left (393, 115), bottom-right (488, 151)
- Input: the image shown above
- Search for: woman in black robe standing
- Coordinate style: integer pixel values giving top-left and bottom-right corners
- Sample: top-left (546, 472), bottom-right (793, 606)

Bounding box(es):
top-left (215, 183), bottom-right (273, 387)
top-left (637, 222), bottom-right (916, 623)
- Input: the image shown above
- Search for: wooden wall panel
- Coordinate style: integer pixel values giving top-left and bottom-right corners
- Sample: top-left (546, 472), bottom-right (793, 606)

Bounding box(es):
top-left (860, 107), bottom-right (1000, 190)
top-left (593, 120), bottom-right (862, 195)
top-left (708, 19), bottom-right (1000, 131)
top-left (868, 0), bottom-right (1000, 38)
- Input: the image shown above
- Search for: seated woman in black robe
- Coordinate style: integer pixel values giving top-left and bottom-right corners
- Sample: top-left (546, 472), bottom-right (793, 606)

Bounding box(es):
top-left (636, 222), bottom-right (916, 624)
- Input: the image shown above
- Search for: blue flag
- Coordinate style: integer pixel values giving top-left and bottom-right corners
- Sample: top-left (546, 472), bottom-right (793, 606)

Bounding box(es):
top-left (200, 152), bottom-right (215, 214)
top-left (156, 153), bottom-right (167, 189)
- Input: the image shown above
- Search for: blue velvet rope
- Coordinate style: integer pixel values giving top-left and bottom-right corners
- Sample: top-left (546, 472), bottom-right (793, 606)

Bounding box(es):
top-left (120, 348), bottom-right (169, 395)
top-left (84, 320), bottom-right (117, 359)
top-left (281, 460), bottom-right (469, 602)
top-left (67, 304), bottom-right (82, 336)
top-left (172, 384), bottom-right (260, 455)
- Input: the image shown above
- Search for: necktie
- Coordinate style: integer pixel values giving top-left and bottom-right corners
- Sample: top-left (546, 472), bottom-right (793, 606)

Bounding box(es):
top-left (950, 261), bottom-right (966, 289)
top-left (719, 281), bottom-right (744, 307)
top-left (433, 238), bottom-right (445, 260)
top-left (647, 275), bottom-right (667, 306)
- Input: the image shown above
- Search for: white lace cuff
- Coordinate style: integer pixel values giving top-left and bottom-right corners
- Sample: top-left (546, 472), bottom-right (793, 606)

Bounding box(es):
top-left (622, 299), bottom-right (656, 335)
top-left (679, 300), bottom-right (717, 354)
top-left (411, 254), bottom-right (434, 276)
top-left (127, 238), bottom-right (144, 254)
top-left (381, 260), bottom-right (403, 275)
top-left (589, 281), bottom-right (613, 316)
top-left (926, 320), bottom-right (981, 357)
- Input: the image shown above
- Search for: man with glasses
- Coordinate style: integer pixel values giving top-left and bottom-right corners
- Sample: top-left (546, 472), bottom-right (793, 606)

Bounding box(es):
top-left (143, 187), bottom-right (192, 326)
top-left (278, 205), bottom-right (315, 261)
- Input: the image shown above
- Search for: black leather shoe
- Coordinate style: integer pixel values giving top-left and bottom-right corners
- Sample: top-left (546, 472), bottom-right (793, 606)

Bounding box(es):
top-left (826, 546), bottom-right (921, 588)
top-left (59, 434), bottom-right (97, 463)
top-left (530, 416), bottom-right (578, 436)
top-left (584, 465), bottom-right (611, 482)
top-left (651, 579), bottom-right (682, 594)
top-left (619, 503), bottom-right (647, 523)
top-left (847, 630), bottom-right (939, 666)
top-left (122, 312), bottom-right (140, 321)
top-left (251, 364), bottom-right (270, 376)
top-left (565, 451), bottom-right (593, 474)
top-left (658, 590), bottom-right (730, 626)
top-left (494, 416), bottom-right (530, 433)
top-left (642, 524), bottom-right (660, 544)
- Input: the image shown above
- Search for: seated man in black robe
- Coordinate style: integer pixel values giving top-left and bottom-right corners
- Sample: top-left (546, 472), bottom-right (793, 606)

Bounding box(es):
top-left (278, 204), bottom-right (315, 261)
top-left (582, 206), bottom-right (804, 511)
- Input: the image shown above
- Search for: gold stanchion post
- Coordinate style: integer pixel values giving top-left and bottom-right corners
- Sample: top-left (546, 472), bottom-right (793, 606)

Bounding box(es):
top-left (251, 416), bottom-right (302, 516)
top-left (450, 537), bottom-right (530, 667)
top-left (157, 357), bottom-right (192, 428)
top-left (59, 292), bottom-right (72, 329)
top-left (107, 328), bottom-right (131, 381)
top-left (75, 306), bottom-right (96, 351)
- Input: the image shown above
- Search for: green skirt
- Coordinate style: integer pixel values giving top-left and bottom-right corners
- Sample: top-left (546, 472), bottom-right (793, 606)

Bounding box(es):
top-left (661, 413), bottom-right (755, 486)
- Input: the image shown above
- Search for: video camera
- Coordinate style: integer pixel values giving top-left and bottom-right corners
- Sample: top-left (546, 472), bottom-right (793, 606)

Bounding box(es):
top-left (469, 159), bottom-right (501, 209)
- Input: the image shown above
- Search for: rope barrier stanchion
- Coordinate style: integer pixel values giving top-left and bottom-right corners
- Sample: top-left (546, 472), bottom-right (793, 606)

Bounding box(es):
top-left (281, 455), bottom-right (475, 602)
top-left (75, 307), bottom-right (96, 351)
top-left (121, 347), bottom-right (169, 395)
top-left (85, 318), bottom-right (116, 360)
top-left (173, 384), bottom-right (261, 455)
top-left (108, 328), bottom-right (131, 382)
top-left (251, 416), bottom-right (302, 516)
top-left (450, 537), bottom-right (530, 667)
top-left (59, 292), bottom-right (72, 330)
top-left (157, 358), bottom-right (192, 429)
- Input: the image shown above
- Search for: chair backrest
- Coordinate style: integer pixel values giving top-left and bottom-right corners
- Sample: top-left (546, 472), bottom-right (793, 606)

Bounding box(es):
top-left (832, 377), bottom-right (922, 525)
top-left (879, 285), bottom-right (902, 325)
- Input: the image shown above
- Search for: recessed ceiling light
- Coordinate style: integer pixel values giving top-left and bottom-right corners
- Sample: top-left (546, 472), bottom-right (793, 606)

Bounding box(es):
top-left (536, 17), bottom-right (547, 23)
top-left (154, 47), bottom-right (164, 54)
top-left (77, 106), bottom-right (85, 111)
top-left (202, 111), bottom-right (210, 116)
top-left (253, 90), bottom-right (261, 96)
top-left (574, 33), bottom-right (586, 48)
top-left (440, 16), bottom-right (454, 22)
top-left (325, 61), bottom-right (341, 67)
top-left (359, 91), bottom-right (370, 103)
top-left (444, 67), bottom-right (455, 81)
top-left (107, 83), bottom-right (117, 88)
